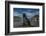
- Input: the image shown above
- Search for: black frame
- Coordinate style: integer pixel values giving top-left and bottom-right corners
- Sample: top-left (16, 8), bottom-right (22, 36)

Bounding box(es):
top-left (5, 1), bottom-right (45, 35)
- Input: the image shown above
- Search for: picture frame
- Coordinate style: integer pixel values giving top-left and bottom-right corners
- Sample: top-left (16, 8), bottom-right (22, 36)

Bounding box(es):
top-left (5, 1), bottom-right (45, 35)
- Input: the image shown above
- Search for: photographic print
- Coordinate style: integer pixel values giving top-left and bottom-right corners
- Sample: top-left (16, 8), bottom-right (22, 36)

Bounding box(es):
top-left (13, 8), bottom-right (39, 28)
top-left (5, 1), bottom-right (45, 35)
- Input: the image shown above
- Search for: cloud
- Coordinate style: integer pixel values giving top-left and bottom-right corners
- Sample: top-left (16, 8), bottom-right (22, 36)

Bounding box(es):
top-left (13, 12), bottom-right (22, 16)
top-left (13, 8), bottom-right (39, 18)
top-left (14, 8), bottom-right (39, 14)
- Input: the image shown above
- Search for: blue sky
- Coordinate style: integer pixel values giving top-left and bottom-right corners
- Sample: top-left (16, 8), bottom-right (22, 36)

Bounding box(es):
top-left (13, 8), bottom-right (39, 18)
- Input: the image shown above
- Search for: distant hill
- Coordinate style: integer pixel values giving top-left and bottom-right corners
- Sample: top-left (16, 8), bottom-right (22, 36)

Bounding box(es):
top-left (14, 16), bottom-right (22, 19)
top-left (13, 16), bottom-right (22, 21)
top-left (31, 15), bottom-right (39, 27)
top-left (13, 16), bottom-right (23, 27)
top-left (13, 15), bottom-right (39, 27)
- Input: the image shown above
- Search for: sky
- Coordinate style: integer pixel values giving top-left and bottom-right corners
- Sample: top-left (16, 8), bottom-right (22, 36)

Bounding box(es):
top-left (13, 8), bottom-right (39, 19)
